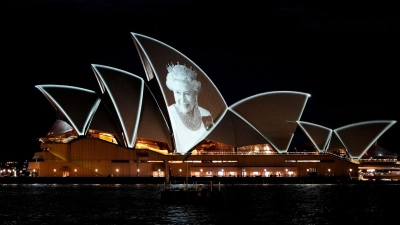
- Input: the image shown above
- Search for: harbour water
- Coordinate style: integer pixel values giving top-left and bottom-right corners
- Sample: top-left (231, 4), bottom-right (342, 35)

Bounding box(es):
top-left (1, 183), bottom-right (399, 224)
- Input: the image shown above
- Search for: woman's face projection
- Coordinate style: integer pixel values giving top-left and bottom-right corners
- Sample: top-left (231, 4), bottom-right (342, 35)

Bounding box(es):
top-left (172, 80), bottom-right (196, 114)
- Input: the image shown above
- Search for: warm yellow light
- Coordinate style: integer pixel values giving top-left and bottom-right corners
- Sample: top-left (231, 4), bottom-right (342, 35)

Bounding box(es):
top-left (74, 169), bottom-right (77, 172)
top-left (54, 169), bottom-right (56, 172)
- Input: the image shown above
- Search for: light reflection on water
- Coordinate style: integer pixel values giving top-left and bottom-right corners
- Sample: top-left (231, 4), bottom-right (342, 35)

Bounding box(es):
top-left (0, 183), bottom-right (399, 224)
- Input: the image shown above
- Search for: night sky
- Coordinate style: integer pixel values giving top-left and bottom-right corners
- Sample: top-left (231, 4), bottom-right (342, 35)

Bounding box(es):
top-left (5, 1), bottom-right (399, 162)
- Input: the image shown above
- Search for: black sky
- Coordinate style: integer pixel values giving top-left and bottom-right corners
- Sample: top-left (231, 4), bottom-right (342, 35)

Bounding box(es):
top-left (4, 1), bottom-right (399, 161)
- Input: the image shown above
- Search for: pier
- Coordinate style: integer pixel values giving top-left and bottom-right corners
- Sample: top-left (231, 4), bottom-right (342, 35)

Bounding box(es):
top-left (161, 179), bottom-right (224, 204)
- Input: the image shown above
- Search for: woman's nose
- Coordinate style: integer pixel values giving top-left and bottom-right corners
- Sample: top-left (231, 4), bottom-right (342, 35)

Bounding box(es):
top-left (178, 93), bottom-right (186, 100)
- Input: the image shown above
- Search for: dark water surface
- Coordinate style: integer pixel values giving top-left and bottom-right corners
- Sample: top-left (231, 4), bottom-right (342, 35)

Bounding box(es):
top-left (1, 183), bottom-right (398, 224)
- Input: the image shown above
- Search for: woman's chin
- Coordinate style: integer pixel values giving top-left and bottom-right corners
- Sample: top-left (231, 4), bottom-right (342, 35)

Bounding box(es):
top-left (178, 107), bottom-right (191, 114)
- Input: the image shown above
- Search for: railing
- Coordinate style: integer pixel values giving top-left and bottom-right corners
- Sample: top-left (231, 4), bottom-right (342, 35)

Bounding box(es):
top-left (358, 158), bottom-right (397, 162)
top-left (183, 152), bottom-right (325, 155)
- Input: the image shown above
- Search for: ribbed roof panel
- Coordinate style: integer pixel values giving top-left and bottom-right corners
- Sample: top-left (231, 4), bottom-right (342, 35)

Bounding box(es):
top-left (230, 91), bottom-right (310, 153)
top-left (91, 65), bottom-right (144, 148)
top-left (297, 121), bottom-right (332, 153)
top-left (334, 120), bottom-right (397, 159)
top-left (35, 85), bottom-right (100, 136)
top-left (137, 84), bottom-right (173, 150)
top-left (131, 32), bottom-right (228, 154)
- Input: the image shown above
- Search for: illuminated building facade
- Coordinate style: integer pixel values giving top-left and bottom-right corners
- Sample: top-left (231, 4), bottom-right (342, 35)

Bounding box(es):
top-left (29, 33), bottom-right (398, 179)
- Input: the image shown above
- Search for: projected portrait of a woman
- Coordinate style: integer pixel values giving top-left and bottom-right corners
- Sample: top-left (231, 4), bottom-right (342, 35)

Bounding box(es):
top-left (165, 63), bottom-right (213, 154)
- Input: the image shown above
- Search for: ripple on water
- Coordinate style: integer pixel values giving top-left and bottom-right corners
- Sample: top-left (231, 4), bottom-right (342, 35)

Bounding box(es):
top-left (0, 183), bottom-right (399, 224)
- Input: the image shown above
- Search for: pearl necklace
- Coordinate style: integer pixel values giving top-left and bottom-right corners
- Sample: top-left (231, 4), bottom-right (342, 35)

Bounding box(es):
top-left (175, 105), bottom-right (201, 131)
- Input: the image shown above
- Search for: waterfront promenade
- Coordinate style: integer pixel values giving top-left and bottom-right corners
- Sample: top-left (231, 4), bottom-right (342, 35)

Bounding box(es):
top-left (1, 176), bottom-right (398, 185)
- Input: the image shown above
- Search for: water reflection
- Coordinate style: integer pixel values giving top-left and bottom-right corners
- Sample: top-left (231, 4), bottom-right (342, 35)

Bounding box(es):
top-left (0, 183), bottom-right (398, 224)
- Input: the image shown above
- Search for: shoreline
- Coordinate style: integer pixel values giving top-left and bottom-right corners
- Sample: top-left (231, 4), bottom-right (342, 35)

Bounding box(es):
top-left (1, 176), bottom-right (399, 185)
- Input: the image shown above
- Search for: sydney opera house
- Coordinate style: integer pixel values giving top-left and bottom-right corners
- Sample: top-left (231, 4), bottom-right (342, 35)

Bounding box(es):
top-left (29, 33), bottom-right (399, 180)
